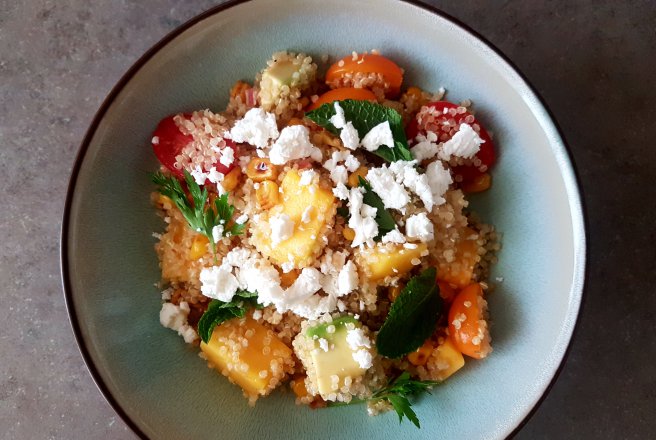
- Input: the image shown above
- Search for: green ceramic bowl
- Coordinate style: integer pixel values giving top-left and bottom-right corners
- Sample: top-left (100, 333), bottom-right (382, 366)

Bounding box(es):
top-left (62, 0), bottom-right (586, 438)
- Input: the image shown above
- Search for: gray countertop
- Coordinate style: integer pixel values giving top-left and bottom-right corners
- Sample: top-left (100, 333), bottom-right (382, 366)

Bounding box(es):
top-left (1, 1), bottom-right (654, 438)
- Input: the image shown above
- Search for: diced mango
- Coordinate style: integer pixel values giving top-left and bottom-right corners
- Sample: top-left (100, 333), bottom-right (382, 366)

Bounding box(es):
top-left (310, 327), bottom-right (367, 397)
top-left (253, 170), bottom-right (336, 268)
top-left (357, 242), bottom-right (428, 281)
top-left (438, 227), bottom-right (479, 288)
top-left (432, 338), bottom-right (465, 381)
top-left (200, 317), bottom-right (293, 398)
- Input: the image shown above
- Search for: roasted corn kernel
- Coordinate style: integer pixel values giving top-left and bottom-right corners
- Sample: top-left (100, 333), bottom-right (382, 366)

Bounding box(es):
top-left (247, 158), bottom-right (279, 182)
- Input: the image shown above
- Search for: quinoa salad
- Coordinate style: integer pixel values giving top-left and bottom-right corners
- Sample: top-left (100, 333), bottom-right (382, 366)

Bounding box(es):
top-left (150, 50), bottom-right (499, 427)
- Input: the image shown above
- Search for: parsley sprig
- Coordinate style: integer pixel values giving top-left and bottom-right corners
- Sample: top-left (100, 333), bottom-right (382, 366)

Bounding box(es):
top-left (197, 290), bottom-right (262, 343)
top-left (329, 372), bottom-right (440, 428)
top-left (151, 170), bottom-right (246, 259)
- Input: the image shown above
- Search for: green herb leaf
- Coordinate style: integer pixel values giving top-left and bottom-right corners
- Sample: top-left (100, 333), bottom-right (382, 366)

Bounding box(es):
top-left (151, 170), bottom-right (246, 261)
top-left (306, 99), bottom-right (413, 162)
top-left (327, 372), bottom-right (440, 429)
top-left (197, 290), bottom-right (261, 343)
top-left (357, 176), bottom-right (396, 240)
top-left (376, 268), bottom-right (443, 358)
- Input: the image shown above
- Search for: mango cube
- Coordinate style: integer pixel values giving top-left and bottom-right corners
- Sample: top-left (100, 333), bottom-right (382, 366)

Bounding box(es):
top-left (432, 338), bottom-right (465, 381)
top-left (253, 170), bottom-right (336, 268)
top-left (200, 317), bottom-right (294, 398)
top-left (357, 242), bottom-right (428, 281)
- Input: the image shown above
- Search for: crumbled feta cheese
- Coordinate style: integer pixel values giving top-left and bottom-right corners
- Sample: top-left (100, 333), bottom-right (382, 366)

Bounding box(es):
top-left (346, 328), bottom-right (372, 350)
top-left (281, 261), bottom-right (295, 273)
top-left (347, 187), bottom-right (379, 247)
top-left (330, 165), bottom-right (348, 185)
top-left (426, 161), bottom-right (453, 206)
top-left (206, 167), bottom-right (224, 184)
top-left (212, 224), bottom-right (224, 242)
top-left (301, 206), bottom-right (314, 224)
top-left (360, 121), bottom-right (393, 152)
top-left (219, 146), bottom-right (235, 167)
top-left (405, 212), bottom-right (434, 242)
top-left (229, 108), bottom-right (279, 148)
top-left (411, 140), bottom-right (439, 162)
top-left (381, 228), bottom-right (406, 244)
top-left (333, 183), bottom-right (349, 200)
top-left (366, 165), bottom-right (410, 211)
top-left (328, 102), bottom-right (361, 150)
top-left (299, 169), bottom-right (317, 186)
top-left (318, 338), bottom-right (329, 352)
top-left (389, 161), bottom-right (436, 211)
top-left (337, 260), bottom-right (359, 296)
top-left (439, 123), bottom-right (483, 160)
top-left (269, 125), bottom-right (319, 165)
top-left (200, 265), bottom-right (239, 302)
top-left (352, 349), bottom-right (373, 369)
top-left (190, 166), bottom-right (207, 185)
top-left (269, 213), bottom-right (294, 245)
top-left (235, 214), bottom-right (248, 224)
top-left (344, 154), bottom-right (361, 172)
top-left (159, 301), bottom-right (198, 344)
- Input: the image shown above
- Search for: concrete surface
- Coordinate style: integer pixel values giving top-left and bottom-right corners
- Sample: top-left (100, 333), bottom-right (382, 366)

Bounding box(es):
top-left (1, 0), bottom-right (654, 438)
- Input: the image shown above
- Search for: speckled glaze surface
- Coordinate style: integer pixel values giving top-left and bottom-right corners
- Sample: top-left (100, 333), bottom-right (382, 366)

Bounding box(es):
top-left (62, 0), bottom-right (585, 438)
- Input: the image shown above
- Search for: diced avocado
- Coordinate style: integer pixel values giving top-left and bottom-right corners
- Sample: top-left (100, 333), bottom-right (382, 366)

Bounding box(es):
top-left (262, 60), bottom-right (300, 87)
top-left (310, 326), bottom-right (366, 396)
top-left (306, 316), bottom-right (359, 339)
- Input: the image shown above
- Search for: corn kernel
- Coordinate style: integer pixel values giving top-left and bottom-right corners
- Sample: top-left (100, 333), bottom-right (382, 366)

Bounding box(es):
top-left (247, 158), bottom-right (279, 182)
top-left (342, 226), bottom-right (355, 241)
top-left (221, 167), bottom-right (242, 192)
top-left (347, 166), bottom-right (369, 187)
top-left (407, 340), bottom-right (434, 366)
top-left (256, 180), bottom-right (280, 209)
top-left (462, 173), bottom-right (491, 193)
top-left (188, 235), bottom-right (209, 260)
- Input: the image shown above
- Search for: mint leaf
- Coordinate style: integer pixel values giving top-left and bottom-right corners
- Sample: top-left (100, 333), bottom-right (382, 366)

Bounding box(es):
top-left (306, 99), bottom-right (413, 162)
top-left (376, 268), bottom-right (443, 358)
top-left (358, 176), bottom-right (396, 239)
top-left (197, 290), bottom-right (260, 343)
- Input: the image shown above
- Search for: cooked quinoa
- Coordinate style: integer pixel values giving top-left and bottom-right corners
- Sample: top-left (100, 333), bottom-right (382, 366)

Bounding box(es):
top-left (151, 50), bottom-right (500, 423)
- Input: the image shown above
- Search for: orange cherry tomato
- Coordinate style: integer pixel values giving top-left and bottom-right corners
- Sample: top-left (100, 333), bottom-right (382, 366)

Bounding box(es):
top-left (448, 283), bottom-right (491, 359)
top-left (325, 54), bottom-right (403, 98)
top-left (307, 87), bottom-right (377, 111)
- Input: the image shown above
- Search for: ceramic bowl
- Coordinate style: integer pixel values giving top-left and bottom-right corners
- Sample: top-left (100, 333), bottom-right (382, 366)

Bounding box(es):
top-left (62, 0), bottom-right (586, 438)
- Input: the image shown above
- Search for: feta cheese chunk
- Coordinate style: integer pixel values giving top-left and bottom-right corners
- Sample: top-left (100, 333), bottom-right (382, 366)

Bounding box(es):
top-left (381, 228), bottom-right (406, 244)
top-left (229, 108), bottom-right (279, 148)
top-left (426, 161), bottom-right (453, 206)
top-left (269, 213), bottom-right (294, 245)
top-left (439, 123), bottom-right (483, 160)
top-left (160, 301), bottom-right (198, 344)
top-left (219, 146), bottom-right (235, 167)
top-left (411, 140), bottom-right (439, 162)
top-left (330, 165), bottom-right (348, 185)
top-left (299, 169), bottom-right (317, 186)
top-left (347, 187), bottom-right (379, 247)
top-left (405, 212), bottom-right (435, 242)
top-left (200, 265), bottom-right (240, 302)
top-left (366, 165), bottom-right (410, 211)
top-left (337, 260), bottom-right (359, 296)
top-left (269, 125), bottom-right (320, 165)
top-left (360, 120), bottom-right (394, 152)
top-left (190, 166), bottom-right (207, 185)
top-left (329, 102), bottom-right (360, 150)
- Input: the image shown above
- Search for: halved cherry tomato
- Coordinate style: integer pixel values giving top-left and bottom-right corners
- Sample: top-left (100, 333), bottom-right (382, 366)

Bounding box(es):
top-left (152, 114), bottom-right (237, 178)
top-left (307, 87), bottom-right (377, 111)
top-left (152, 115), bottom-right (193, 177)
top-left (406, 101), bottom-right (496, 184)
top-left (325, 54), bottom-right (403, 98)
top-left (448, 283), bottom-right (491, 359)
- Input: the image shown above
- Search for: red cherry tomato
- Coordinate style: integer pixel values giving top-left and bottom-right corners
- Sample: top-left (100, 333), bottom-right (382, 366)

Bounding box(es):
top-left (152, 114), bottom-right (237, 178)
top-left (407, 101), bottom-right (496, 183)
top-left (152, 115), bottom-right (193, 177)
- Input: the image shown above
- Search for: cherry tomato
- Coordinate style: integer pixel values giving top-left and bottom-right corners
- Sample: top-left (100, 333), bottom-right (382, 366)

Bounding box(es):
top-left (448, 283), bottom-right (491, 359)
top-left (152, 114), bottom-right (237, 178)
top-left (407, 101), bottom-right (496, 184)
top-left (307, 87), bottom-right (377, 111)
top-left (152, 115), bottom-right (193, 177)
top-left (325, 54), bottom-right (403, 98)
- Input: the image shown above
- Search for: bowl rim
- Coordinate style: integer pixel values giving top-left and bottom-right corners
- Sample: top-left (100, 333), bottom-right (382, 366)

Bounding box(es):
top-left (60, 1), bottom-right (588, 438)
